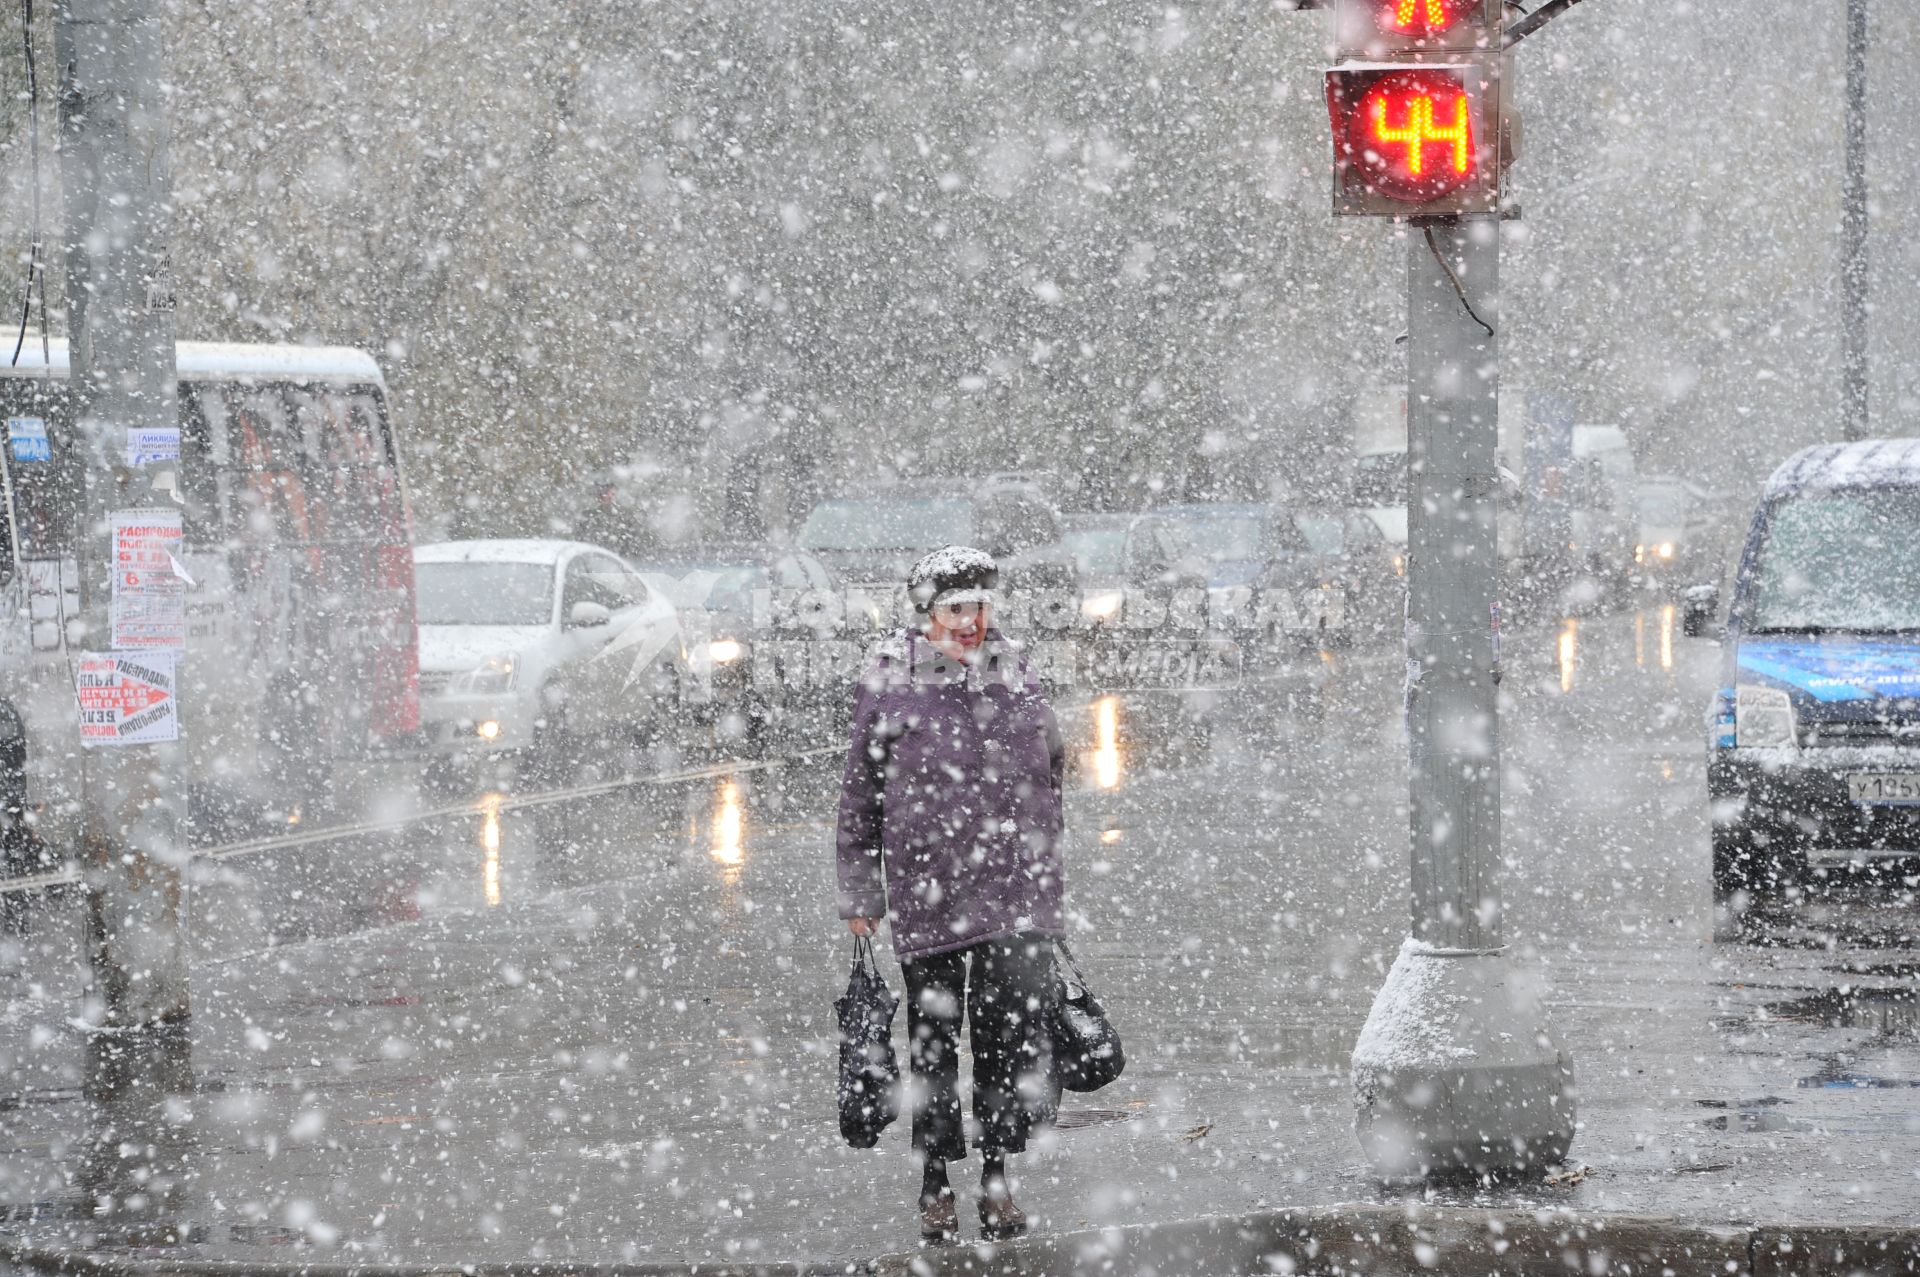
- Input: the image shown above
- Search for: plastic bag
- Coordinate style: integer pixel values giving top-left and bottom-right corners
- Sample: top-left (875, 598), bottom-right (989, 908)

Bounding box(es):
top-left (835, 935), bottom-right (900, 1148)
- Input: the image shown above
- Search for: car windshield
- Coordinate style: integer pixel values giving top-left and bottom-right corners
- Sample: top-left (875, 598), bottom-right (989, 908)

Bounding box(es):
top-left (797, 498), bottom-right (974, 551)
top-left (1061, 527), bottom-right (1127, 576)
top-left (1639, 486), bottom-right (1688, 525)
top-left (1747, 490), bottom-right (1920, 632)
top-left (1171, 512), bottom-right (1269, 562)
top-left (1292, 514), bottom-right (1345, 557)
top-left (638, 562), bottom-right (764, 612)
top-left (1352, 454), bottom-right (1405, 506)
top-left (414, 561), bottom-right (554, 626)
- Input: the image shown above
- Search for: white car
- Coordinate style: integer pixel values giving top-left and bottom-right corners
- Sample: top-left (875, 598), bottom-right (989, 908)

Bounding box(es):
top-left (412, 539), bottom-right (684, 761)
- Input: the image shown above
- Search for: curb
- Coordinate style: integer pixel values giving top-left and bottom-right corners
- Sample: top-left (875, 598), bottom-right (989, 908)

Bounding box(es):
top-left (8, 1207), bottom-right (1919, 1277)
top-left (869, 1209), bottom-right (1920, 1277)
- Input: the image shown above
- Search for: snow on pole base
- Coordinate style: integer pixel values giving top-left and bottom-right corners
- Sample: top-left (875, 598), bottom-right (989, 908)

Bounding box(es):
top-left (1351, 937), bottom-right (1576, 1178)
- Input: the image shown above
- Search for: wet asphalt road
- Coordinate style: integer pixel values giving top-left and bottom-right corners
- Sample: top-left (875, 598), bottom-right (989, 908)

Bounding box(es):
top-left (1, 600), bottom-right (1917, 1267)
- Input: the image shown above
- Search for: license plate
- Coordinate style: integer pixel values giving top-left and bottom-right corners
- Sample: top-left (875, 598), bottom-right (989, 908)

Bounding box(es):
top-left (1848, 773), bottom-right (1920, 805)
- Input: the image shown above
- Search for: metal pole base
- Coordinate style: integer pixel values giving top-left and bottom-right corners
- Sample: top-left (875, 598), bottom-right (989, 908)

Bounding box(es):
top-left (1352, 938), bottom-right (1575, 1178)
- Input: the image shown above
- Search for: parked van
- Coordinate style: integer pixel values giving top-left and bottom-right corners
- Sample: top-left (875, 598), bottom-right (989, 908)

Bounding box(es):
top-left (1686, 439), bottom-right (1920, 899)
top-left (0, 341), bottom-right (420, 853)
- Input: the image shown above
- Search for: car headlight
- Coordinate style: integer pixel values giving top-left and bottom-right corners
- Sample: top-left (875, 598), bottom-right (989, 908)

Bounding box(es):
top-left (1080, 589), bottom-right (1124, 622)
top-left (456, 654), bottom-right (518, 695)
top-left (1735, 683), bottom-right (1795, 748)
top-left (1656, 542), bottom-right (1675, 560)
top-left (705, 638), bottom-right (744, 664)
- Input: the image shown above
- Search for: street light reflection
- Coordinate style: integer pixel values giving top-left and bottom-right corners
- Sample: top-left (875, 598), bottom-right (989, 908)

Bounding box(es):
top-left (711, 779), bottom-right (745, 867)
top-left (1659, 602), bottom-right (1675, 671)
top-left (1558, 619), bottom-right (1577, 694)
top-left (479, 791), bottom-right (504, 908)
top-left (1634, 610), bottom-right (1646, 667)
top-left (1091, 695), bottom-right (1122, 790)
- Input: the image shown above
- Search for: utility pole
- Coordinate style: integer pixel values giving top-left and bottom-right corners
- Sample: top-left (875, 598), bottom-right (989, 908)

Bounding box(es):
top-left (1839, 0), bottom-right (1868, 442)
top-left (1348, 215), bottom-right (1573, 1177)
top-left (55, 0), bottom-right (192, 1116)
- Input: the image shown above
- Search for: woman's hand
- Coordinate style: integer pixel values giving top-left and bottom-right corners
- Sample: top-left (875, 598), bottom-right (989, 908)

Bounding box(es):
top-left (848, 917), bottom-right (880, 937)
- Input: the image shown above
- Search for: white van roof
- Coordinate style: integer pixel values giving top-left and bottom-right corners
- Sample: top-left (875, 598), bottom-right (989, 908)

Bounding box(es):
top-left (1766, 439), bottom-right (1920, 496)
top-left (1, 337), bottom-right (385, 388)
top-left (1572, 424), bottom-right (1629, 455)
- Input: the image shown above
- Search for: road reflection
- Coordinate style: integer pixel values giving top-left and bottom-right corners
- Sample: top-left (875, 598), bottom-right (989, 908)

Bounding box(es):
top-left (1557, 618), bottom-right (1578, 693)
top-left (1089, 694), bottom-right (1123, 789)
top-left (711, 778), bottom-right (745, 870)
top-left (1633, 604), bottom-right (1676, 673)
top-left (478, 792), bottom-right (504, 908)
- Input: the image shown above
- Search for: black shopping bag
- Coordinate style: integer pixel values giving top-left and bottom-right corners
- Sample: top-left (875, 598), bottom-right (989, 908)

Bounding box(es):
top-left (835, 935), bottom-right (900, 1148)
top-left (1052, 940), bottom-right (1124, 1093)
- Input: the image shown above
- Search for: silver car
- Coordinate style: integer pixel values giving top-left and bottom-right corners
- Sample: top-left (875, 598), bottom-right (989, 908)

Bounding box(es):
top-left (412, 539), bottom-right (684, 765)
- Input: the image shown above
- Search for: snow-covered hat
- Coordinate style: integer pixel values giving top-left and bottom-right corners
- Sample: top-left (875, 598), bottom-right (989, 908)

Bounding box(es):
top-left (906, 544), bottom-right (999, 614)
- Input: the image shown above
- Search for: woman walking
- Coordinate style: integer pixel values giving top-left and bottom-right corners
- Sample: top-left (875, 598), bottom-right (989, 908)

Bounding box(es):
top-left (836, 545), bottom-right (1068, 1242)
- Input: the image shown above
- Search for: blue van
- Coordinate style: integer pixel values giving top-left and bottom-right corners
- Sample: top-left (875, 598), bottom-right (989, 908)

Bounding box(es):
top-left (1688, 440), bottom-right (1920, 898)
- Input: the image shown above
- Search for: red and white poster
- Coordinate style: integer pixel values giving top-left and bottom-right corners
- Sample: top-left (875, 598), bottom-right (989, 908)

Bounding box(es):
top-left (110, 508), bottom-right (187, 650)
top-left (76, 650), bottom-right (179, 747)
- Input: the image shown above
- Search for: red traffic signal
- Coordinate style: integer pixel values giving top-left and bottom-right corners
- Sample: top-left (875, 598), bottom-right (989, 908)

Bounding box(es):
top-left (1326, 64), bottom-right (1497, 215)
top-left (1325, 0), bottom-right (1504, 217)
top-left (1334, 0), bottom-right (1498, 55)
top-left (1373, 0), bottom-right (1479, 39)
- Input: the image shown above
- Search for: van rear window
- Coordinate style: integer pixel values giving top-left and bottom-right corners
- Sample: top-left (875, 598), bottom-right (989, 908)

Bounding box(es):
top-left (1748, 490), bottom-right (1920, 633)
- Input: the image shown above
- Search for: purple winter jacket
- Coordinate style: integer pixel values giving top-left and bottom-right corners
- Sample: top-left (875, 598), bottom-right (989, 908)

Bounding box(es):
top-left (835, 627), bottom-right (1068, 961)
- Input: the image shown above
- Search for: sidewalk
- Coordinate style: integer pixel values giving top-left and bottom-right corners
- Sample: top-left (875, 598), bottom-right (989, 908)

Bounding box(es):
top-left (3, 815), bottom-right (1916, 1275)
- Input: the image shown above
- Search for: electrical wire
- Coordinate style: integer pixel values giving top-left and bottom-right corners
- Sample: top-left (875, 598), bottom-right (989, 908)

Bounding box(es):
top-left (1422, 225), bottom-right (1495, 340)
top-left (10, 0), bottom-right (49, 370)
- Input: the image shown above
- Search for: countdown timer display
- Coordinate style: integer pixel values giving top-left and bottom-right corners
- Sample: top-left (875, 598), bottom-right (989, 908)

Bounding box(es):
top-left (1345, 69), bottom-right (1477, 202)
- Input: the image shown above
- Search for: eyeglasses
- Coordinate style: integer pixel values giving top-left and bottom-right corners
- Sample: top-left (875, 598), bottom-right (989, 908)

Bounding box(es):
top-left (931, 600), bottom-right (990, 627)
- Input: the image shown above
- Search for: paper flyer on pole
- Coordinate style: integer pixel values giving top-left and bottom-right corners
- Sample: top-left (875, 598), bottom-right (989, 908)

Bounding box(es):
top-left (125, 426), bottom-right (181, 467)
top-left (75, 650), bottom-right (179, 747)
top-left (6, 417), bottom-right (50, 462)
top-left (110, 508), bottom-right (187, 649)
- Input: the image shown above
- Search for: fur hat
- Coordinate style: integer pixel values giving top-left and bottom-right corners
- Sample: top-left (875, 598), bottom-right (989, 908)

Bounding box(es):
top-left (906, 544), bottom-right (998, 614)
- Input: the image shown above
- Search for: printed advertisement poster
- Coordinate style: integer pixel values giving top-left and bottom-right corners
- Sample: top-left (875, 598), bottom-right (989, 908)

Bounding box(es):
top-left (6, 417), bottom-right (49, 462)
top-left (76, 650), bottom-right (178, 747)
top-left (110, 508), bottom-right (187, 649)
top-left (126, 426), bottom-right (181, 467)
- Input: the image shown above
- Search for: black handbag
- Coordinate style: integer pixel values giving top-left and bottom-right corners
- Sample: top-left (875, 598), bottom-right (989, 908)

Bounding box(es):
top-left (1052, 940), bottom-right (1124, 1093)
top-left (835, 936), bottom-right (900, 1148)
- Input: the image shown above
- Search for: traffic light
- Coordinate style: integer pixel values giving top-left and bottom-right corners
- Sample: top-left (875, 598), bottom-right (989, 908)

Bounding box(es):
top-left (1325, 0), bottom-right (1504, 217)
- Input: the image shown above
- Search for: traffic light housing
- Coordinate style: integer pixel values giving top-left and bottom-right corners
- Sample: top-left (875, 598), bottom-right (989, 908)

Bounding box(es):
top-left (1325, 0), bottom-right (1504, 217)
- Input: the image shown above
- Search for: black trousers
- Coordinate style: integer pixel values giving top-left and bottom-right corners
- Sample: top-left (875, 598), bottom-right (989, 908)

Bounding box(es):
top-left (900, 932), bottom-right (1054, 1162)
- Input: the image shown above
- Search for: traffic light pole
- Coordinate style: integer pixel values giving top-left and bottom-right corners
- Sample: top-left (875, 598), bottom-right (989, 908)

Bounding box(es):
top-left (1350, 214), bottom-right (1575, 1178)
top-left (55, 0), bottom-right (192, 1107)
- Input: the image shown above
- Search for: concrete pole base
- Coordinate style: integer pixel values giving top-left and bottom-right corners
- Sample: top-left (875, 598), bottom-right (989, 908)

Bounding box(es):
top-left (1351, 938), bottom-right (1576, 1179)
